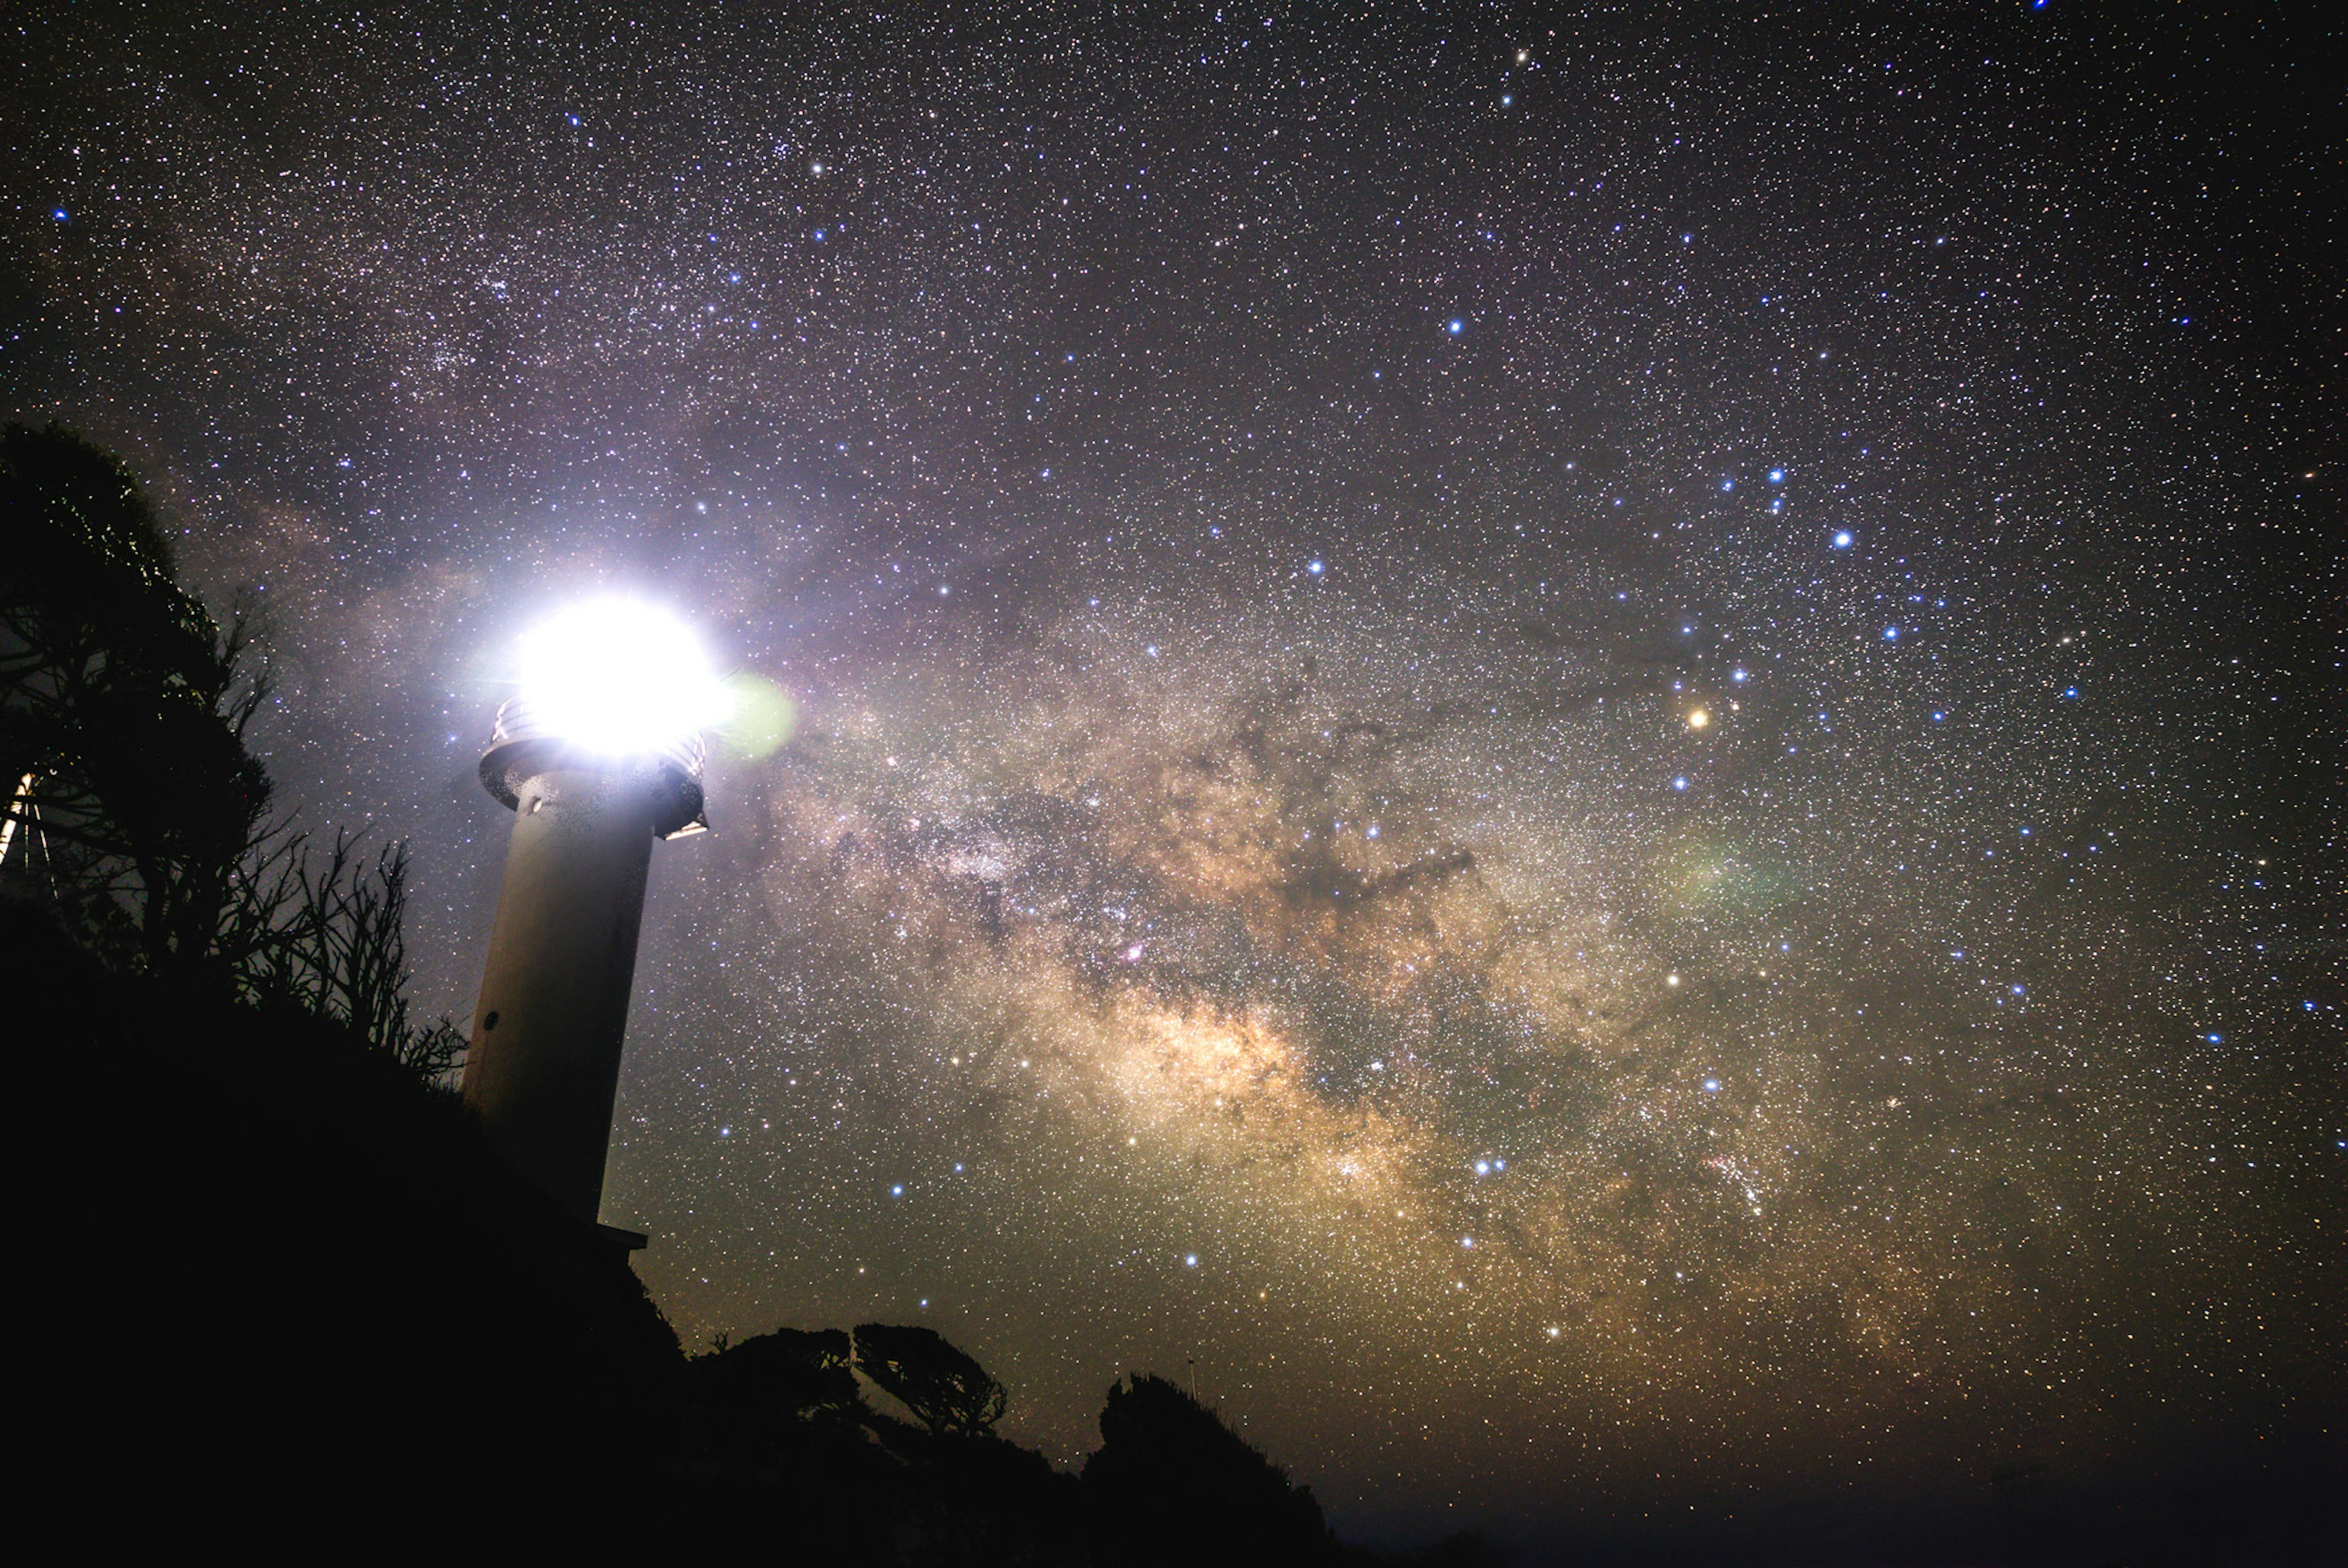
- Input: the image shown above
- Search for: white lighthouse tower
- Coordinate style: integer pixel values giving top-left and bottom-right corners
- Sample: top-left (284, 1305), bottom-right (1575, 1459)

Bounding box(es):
top-left (462, 599), bottom-right (729, 1237)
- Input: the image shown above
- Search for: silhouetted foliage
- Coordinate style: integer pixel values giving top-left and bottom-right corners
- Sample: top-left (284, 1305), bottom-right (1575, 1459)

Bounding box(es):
top-left (1, 422), bottom-right (270, 987)
top-left (1082, 1371), bottom-right (1338, 1567)
top-left (239, 828), bottom-right (466, 1080)
top-left (855, 1322), bottom-right (1010, 1437)
top-left (1, 424), bottom-right (459, 1081)
top-left (691, 1325), bottom-right (863, 1436)
top-left (668, 1316), bottom-right (1093, 1563)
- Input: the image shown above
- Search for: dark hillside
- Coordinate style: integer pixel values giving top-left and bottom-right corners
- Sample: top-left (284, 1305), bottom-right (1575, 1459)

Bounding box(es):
top-left (11, 894), bottom-right (684, 1539)
top-left (10, 897), bottom-right (1429, 1560)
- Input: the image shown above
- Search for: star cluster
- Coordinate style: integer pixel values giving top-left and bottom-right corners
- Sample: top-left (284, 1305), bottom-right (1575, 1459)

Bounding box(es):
top-left (5, 2), bottom-right (2335, 1549)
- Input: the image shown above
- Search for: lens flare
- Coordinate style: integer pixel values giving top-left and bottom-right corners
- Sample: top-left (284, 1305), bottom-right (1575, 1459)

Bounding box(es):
top-left (720, 672), bottom-right (799, 759)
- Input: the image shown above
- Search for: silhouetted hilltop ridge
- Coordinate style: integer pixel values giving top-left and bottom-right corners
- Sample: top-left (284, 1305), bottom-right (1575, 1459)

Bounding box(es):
top-left (13, 897), bottom-right (1491, 1559)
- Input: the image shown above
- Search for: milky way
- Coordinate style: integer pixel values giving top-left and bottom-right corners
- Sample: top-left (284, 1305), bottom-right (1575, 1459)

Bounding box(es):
top-left (6, 3), bottom-right (2336, 1548)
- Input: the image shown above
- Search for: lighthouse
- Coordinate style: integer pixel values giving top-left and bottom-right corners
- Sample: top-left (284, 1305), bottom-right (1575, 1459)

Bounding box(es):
top-left (462, 598), bottom-right (729, 1235)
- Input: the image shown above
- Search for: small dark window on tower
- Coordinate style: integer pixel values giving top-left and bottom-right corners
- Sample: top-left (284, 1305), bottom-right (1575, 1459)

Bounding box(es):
top-left (483, 1010), bottom-right (500, 1031)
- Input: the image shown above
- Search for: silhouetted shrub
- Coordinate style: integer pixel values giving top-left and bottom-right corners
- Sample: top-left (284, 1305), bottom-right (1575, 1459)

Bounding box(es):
top-left (242, 827), bottom-right (467, 1080)
top-left (1082, 1372), bottom-right (1337, 1567)
top-left (691, 1326), bottom-right (864, 1434)
top-left (854, 1322), bottom-right (1008, 1437)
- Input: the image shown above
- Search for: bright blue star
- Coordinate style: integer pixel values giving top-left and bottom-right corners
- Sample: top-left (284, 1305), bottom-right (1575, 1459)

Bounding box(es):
top-left (1884, 627), bottom-right (1900, 640)
top-left (1447, 318), bottom-right (1464, 335)
top-left (1306, 559), bottom-right (1325, 575)
top-left (1832, 531), bottom-right (1853, 549)
top-left (51, 208), bottom-right (68, 221)
top-left (1768, 469), bottom-right (1784, 482)
top-left (1672, 776), bottom-right (1690, 792)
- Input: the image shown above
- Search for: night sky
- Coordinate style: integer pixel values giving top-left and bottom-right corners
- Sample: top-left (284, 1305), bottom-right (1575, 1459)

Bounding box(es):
top-left (7, 2), bottom-right (2338, 1555)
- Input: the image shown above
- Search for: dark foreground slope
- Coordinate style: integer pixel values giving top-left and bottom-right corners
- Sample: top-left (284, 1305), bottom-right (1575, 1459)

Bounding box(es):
top-left (12, 896), bottom-right (682, 1540)
top-left (10, 898), bottom-right (1471, 1562)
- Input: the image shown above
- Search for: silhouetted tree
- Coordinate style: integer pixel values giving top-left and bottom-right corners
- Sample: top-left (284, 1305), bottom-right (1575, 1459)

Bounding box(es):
top-left (1082, 1372), bottom-right (1337, 1567)
top-left (690, 1326), bottom-right (865, 1437)
top-left (1, 422), bottom-right (269, 988)
top-left (2, 424), bottom-right (460, 1080)
top-left (853, 1322), bottom-right (1008, 1437)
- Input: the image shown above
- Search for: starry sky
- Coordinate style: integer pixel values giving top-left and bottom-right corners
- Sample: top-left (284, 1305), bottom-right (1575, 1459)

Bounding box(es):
top-left (6, 2), bottom-right (2339, 1555)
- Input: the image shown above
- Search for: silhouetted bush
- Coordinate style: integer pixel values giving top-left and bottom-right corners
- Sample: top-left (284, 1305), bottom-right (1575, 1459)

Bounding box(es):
top-left (690, 1325), bottom-right (863, 1439)
top-left (855, 1322), bottom-right (1010, 1437)
top-left (239, 828), bottom-right (467, 1080)
top-left (1082, 1371), bottom-right (1339, 1567)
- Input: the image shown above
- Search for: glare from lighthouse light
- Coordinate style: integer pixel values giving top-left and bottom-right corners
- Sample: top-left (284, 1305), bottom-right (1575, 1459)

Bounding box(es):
top-left (516, 597), bottom-right (733, 756)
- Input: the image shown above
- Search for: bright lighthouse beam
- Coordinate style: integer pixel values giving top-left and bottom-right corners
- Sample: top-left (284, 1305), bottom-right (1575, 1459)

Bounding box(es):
top-left (515, 596), bottom-right (733, 757)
